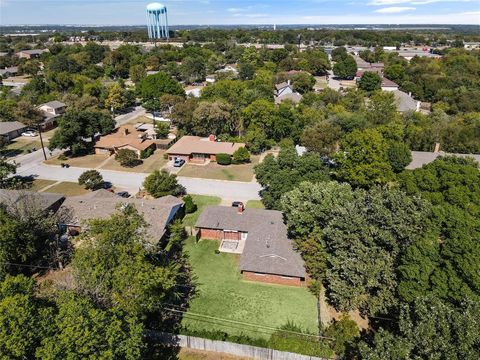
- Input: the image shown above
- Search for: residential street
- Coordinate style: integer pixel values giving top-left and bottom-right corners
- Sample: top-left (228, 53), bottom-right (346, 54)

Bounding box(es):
top-left (115, 106), bottom-right (146, 126)
top-left (13, 149), bottom-right (262, 200)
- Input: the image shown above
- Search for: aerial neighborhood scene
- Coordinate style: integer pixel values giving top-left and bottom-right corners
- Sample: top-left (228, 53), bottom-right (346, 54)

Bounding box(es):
top-left (1, 0), bottom-right (480, 359)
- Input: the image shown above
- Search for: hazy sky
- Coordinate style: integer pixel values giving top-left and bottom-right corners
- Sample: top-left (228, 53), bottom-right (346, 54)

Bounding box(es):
top-left (1, 0), bottom-right (479, 25)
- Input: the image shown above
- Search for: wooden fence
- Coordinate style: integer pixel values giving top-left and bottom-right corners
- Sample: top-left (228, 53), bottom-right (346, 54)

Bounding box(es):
top-left (149, 332), bottom-right (329, 360)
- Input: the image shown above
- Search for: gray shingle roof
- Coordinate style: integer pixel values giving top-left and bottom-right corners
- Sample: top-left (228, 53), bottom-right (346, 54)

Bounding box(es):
top-left (0, 121), bottom-right (27, 135)
top-left (196, 206), bottom-right (305, 278)
top-left (393, 90), bottom-right (418, 113)
top-left (407, 151), bottom-right (480, 170)
top-left (60, 190), bottom-right (183, 243)
top-left (41, 100), bottom-right (66, 109)
top-left (0, 189), bottom-right (65, 213)
top-left (275, 92), bottom-right (302, 104)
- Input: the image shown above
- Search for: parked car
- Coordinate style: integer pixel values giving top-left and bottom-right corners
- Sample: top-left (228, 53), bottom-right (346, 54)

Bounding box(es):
top-left (231, 201), bottom-right (244, 208)
top-left (173, 158), bottom-right (185, 167)
top-left (116, 191), bottom-right (130, 198)
top-left (22, 130), bottom-right (38, 137)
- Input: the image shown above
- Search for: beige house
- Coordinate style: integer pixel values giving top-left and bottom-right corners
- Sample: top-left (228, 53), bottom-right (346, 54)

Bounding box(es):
top-left (94, 125), bottom-right (156, 158)
top-left (16, 49), bottom-right (49, 59)
top-left (167, 135), bottom-right (245, 163)
top-left (38, 101), bottom-right (66, 116)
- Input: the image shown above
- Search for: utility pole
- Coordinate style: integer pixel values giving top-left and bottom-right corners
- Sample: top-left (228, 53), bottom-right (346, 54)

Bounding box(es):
top-left (37, 124), bottom-right (47, 161)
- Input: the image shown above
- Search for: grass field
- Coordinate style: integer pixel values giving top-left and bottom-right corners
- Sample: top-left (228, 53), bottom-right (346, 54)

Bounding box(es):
top-left (100, 150), bottom-right (167, 173)
top-left (45, 154), bottom-right (109, 168)
top-left (179, 156), bottom-right (260, 182)
top-left (28, 179), bottom-right (57, 191)
top-left (183, 195), bottom-right (221, 227)
top-left (182, 237), bottom-right (318, 339)
top-left (43, 182), bottom-right (90, 196)
top-left (245, 200), bottom-right (265, 209)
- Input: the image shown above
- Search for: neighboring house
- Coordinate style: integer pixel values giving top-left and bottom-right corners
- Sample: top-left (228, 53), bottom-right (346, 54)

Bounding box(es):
top-left (38, 100), bottom-right (67, 131)
top-left (0, 121), bottom-right (27, 142)
top-left (407, 151), bottom-right (480, 170)
top-left (275, 81), bottom-right (294, 97)
top-left (0, 189), bottom-right (65, 214)
top-left (381, 77), bottom-right (399, 92)
top-left (38, 100), bottom-right (66, 116)
top-left (206, 75), bottom-right (216, 83)
top-left (195, 206), bottom-right (306, 286)
top-left (393, 90), bottom-right (421, 113)
top-left (216, 64), bottom-right (239, 76)
top-left (0, 66), bottom-right (18, 78)
top-left (94, 124), bottom-right (156, 158)
top-left (185, 86), bottom-right (203, 98)
top-left (16, 49), bottom-right (49, 59)
top-left (166, 135), bottom-right (245, 163)
top-left (60, 190), bottom-right (184, 243)
top-left (274, 80), bottom-right (302, 105)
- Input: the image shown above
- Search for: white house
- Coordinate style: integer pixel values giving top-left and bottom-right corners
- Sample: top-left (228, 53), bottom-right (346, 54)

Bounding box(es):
top-left (38, 101), bottom-right (66, 116)
top-left (275, 81), bottom-right (294, 97)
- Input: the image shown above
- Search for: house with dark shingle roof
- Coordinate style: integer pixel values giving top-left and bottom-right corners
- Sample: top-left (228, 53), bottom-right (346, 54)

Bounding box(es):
top-left (0, 121), bottom-right (27, 142)
top-left (0, 189), bottom-right (65, 214)
top-left (60, 190), bottom-right (184, 243)
top-left (195, 206), bottom-right (306, 286)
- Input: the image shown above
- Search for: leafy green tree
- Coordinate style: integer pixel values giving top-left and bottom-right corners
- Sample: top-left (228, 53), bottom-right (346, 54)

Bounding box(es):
top-left (0, 275), bottom-right (53, 360)
top-left (301, 122), bottom-right (342, 156)
top-left (333, 55), bottom-right (357, 79)
top-left (366, 91), bottom-right (398, 125)
top-left (143, 170), bottom-right (185, 198)
top-left (183, 195), bottom-right (197, 214)
top-left (291, 72), bottom-right (316, 94)
top-left (49, 110), bottom-right (115, 155)
top-left (37, 292), bottom-right (144, 360)
top-left (282, 182), bottom-right (431, 314)
top-left (71, 207), bottom-right (180, 314)
top-left (255, 147), bottom-right (330, 209)
top-left (115, 148), bottom-right (142, 167)
top-left (358, 72), bottom-right (381, 92)
top-left (180, 56), bottom-right (206, 84)
top-left (78, 169), bottom-right (104, 190)
top-left (335, 129), bottom-right (394, 187)
top-left (387, 142), bottom-right (412, 172)
top-left (137, 72), bottom-right (184, 103)
top-left (155, 121), bottom-right (170, 139)
top-left (192, 101), bottom-right (235, 136)
top-left (358, 297), bottom-right (480, 360)
top-left (129, 64), bottom-right (146, 83)
top-left (324, 315), bottom-right (360, 357)
top-left (105, 83), bottom-right (128, 115)
top-left (232, 147), bottom-right (251, 164)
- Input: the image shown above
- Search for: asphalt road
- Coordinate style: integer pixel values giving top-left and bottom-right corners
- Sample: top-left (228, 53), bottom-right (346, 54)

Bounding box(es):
top-left (115, 106), bottom-right (146, 126)
top-left (14, 150), bottom-right (262, 200)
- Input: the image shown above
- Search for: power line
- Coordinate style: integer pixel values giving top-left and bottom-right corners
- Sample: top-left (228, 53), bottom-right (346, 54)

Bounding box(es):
top-left (164, 306), bottom-right (335, 341)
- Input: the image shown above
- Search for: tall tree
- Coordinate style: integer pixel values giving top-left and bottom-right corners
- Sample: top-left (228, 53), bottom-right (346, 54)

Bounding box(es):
top-left (137, 72), bottom-right (185, 103)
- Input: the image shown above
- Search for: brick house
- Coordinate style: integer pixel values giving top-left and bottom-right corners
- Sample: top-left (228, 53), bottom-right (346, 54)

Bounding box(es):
top-left (94, 124), bottom-right (156, 158)
top-left (166, 135), bottom-right (245, 164)
top-left (195, 206), bottom-right (306, 286)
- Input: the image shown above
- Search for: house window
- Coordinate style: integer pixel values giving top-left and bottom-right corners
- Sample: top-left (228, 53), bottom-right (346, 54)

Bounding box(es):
top-left (192, 153), bottom-right (205, 159)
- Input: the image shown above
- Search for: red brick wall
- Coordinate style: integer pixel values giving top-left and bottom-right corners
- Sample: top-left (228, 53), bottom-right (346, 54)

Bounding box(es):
top-left (242, 271), bottom-right (303, 287)
top-left (198, 228), bottom-right (223, 240)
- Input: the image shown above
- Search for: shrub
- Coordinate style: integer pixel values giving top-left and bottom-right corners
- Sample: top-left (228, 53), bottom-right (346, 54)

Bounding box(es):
top-left (216, 153), bottom-right (231, 165)
top-left (143, 169), bottom-right (186, 198)
top-left (232, 147), bottom-right (251, 164)
top-left (155, 122), bottom-right (170, 139)
top-left (140, 147), bottom-right (154, 159)
top-left (183, 195), bottom-right (197, 214)
top-left (78, 170), bottom-right (103, 190)
top-left (115, 148), bottom-right (142, 167)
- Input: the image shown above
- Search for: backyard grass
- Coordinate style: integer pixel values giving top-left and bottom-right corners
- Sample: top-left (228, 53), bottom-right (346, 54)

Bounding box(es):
top-left (4, 138), bottom-right (46, 156)
top-left (45, 154), bottom-right (109, 168)
top-left (178, 156), bottom-right (260, 182)
top-left (42, 182), bottom-right (90, 197)
top-left (246, 200), bottom-right (265, 209)
top-left (183, 195), bottom-right (221, 227)
top-left (100, 150), bottom-right (167, 173)
top-left (28, 179), bottom-right (57, 191)
top-left (182, 237), bottom-right (318, 339)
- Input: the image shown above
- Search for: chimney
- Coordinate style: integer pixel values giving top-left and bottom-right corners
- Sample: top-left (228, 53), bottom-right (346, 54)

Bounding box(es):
top-left (209, 134), bottom-right (215, 142)
top-left (287, 79), bottom-right (291, 86)
top-left (416, 101), bottom-right (421, 112)
top-left (408, 91), bottom-right (412, 97)
top-left (237, 204), bottom-right (244, 214)
top-left (123, 128), bottom-right (129, 136)
top-left (434, 142), bottom-right (441, 153)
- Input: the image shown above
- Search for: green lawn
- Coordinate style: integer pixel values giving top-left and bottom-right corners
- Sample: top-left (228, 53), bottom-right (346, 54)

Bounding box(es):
top-left (183, 195), bottom-right (221, 227)
top-left (29, 179), bottom-right (57, 191)
top-left (43, 182), bottom-right (90, 197)
top-left (246, 200), bottom-right (265, 209)
top-left (182, 237), bottom-right (318, 339)
top-left (179, 156), bottom-right (260, 182)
